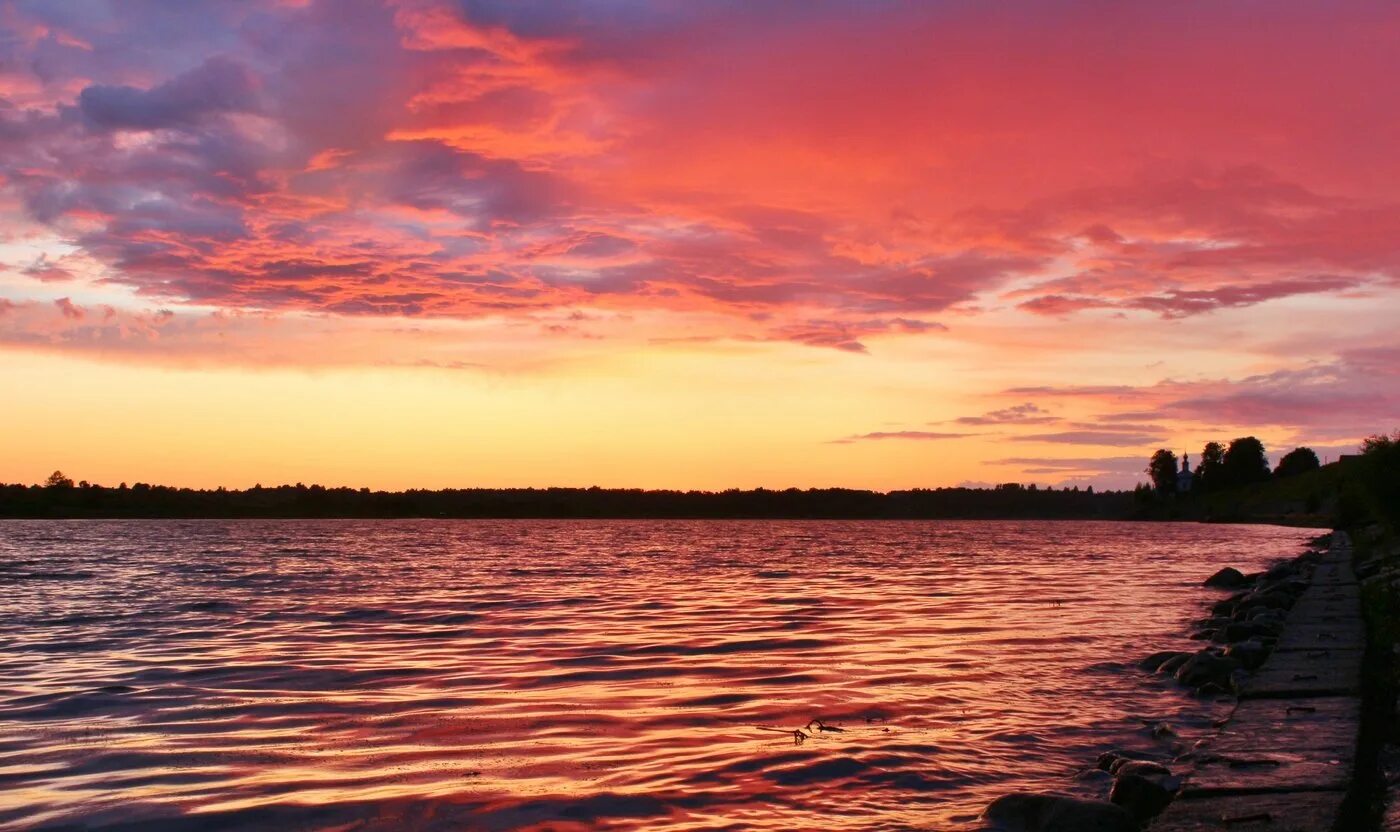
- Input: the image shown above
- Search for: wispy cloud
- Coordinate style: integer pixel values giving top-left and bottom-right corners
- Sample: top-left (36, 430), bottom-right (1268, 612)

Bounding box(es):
top-left (952, 403), bottom-right (1059, 426)
top-left (1011, 430), bottom-right (1164, 447)
top-left (830, 430), bottom-right (976, 445)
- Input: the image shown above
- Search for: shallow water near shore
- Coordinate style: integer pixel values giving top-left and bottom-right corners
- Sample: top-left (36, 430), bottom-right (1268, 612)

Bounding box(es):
top-left (0, 519), bottom-right (1314, 830)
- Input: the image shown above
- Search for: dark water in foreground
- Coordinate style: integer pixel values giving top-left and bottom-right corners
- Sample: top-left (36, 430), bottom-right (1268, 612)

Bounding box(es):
top-left (0, 520), bottom-right (1313, 831)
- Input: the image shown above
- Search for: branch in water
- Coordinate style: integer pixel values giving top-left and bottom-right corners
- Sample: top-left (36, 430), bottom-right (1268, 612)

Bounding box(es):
top-left (753, 717), bottom-right (846, 744)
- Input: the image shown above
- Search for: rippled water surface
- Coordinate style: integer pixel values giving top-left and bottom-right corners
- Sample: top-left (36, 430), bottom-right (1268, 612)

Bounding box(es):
top-left (0, 520), bottom-right (1314, 830)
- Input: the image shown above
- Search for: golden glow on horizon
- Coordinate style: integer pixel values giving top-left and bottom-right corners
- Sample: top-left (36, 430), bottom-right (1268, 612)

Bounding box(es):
top-left (0, 318), bottom-right (1351, 492)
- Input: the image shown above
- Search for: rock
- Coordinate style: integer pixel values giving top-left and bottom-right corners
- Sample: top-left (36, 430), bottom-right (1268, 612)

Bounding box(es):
top-left (1158, 653), bottom-right (1191, 675)
top-left (1239, 586), bottom-right (1296, 611)
top-left (1211, 591), bottom-right (1249, 616)
top-left (1174, 651), bottom-right (1240, 689)
top-left (1112, 759), bottom-right (1172, 777)
top-left (1242, 607), bottom-right (1286, 626)
top-left (1150, 721), bottom-right (1176, 739)
top-left (1209, 599), bottom-right (1234, 616)
top-left (1074, 767), bottom-right (1114, 787)
top-left (1224, 638), bottom-right (1269, 669)
top-left (1139, 651), bottom-right (1187, 673)
top-left (1252, 576), bottom-right (1308, 599)
top-left (1110, 771), bottom-right (1180, 821)
top-left (1220, 619), bottom-right (1280, 642)
top-left (982, 793), bottom-right (1138, 832)
top-left (1096, 751), bottom-right (1125, 772)
top-left (1204, 567), bottom-right (1248, 588)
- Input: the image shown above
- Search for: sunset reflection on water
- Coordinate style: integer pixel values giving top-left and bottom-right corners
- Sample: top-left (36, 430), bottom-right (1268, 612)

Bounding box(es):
top-left (0, 520), bottom-right (1312, 830)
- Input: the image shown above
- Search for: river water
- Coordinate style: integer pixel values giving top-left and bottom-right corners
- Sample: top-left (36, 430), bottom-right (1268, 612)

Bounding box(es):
top-left (0, 519), bottom-right (1313, 830)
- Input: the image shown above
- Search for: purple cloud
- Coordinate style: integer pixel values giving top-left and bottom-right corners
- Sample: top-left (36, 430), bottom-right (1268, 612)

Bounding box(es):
top-left (78, 56), bottom-right (261, 131)
top-left (1011, 430), bottom-right (1164, 446)
top-left (953, 403), bottom-right (1059, 426)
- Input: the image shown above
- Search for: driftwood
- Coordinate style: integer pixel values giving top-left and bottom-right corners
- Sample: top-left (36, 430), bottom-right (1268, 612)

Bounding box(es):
top-left (753, 718), bottom-right (846, 744)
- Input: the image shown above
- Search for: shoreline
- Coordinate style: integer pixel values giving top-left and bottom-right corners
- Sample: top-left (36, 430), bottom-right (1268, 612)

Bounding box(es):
top-left (0, 513), bottom-right (1333, 526)
top-left (983, 530), bottom-right (1371, 831)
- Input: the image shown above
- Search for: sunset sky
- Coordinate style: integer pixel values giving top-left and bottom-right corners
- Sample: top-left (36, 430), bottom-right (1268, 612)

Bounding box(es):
top-left (1, 0), bottom-right (1397, 490)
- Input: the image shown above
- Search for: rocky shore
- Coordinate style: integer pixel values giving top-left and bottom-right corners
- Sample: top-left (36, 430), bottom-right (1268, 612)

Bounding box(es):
top-left (981, 531), bottom-right (1365, 832)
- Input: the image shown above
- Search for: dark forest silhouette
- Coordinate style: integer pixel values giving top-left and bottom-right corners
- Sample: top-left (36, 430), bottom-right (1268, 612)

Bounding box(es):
top-left (0, 479), bottom-right (1130, 520)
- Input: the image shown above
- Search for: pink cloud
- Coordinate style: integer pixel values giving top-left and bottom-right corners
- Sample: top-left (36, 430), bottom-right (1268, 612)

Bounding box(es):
top-left (1000, 343), bottom-right (1400, 447)
top-left (831, 431), bottom-right (976, 445)
top-left (54, 297), bottom-right (84, 319)
top-left (952, 403), bottom-right (1060, 426)
top-left (0, 1), bottom-right (1393, 352)
top-left (1011, 430), bottom-right (1165, 447)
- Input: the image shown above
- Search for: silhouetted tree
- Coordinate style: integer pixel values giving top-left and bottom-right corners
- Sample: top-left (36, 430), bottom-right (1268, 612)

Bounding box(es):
top-left (1274, 447), bottom-right (1321, 478)
top-left (1147, 449), bottom-right (1179, 494)
top-left (1195, 441), bottom-right (1226, 491)
top-left (1356, 431), bottom-right (1400, 530)
top-left (44, 470), bottom-right (74, 489)
top-left (1362, 431), bottom-right (1399, 454)
top-left (1221, 436), bottom-right (1271, 489)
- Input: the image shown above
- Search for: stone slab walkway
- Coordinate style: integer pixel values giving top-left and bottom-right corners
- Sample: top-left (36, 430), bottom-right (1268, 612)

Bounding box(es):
top-left (1150, 532), bottom-right (1362, 832)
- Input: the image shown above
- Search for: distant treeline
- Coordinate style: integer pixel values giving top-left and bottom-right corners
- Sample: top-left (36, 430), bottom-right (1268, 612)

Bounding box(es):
top-left (0, 479), bottom-right (1133, 520)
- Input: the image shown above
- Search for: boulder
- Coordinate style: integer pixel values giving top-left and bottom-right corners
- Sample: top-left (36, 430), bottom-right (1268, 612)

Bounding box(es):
top-left (1174, 651), bottom-right (1240, 689)
top-left (1158, 653), bottom-right (1191, 675)
top-left (1242, 607), bottom-right (1286, 626)
top-left (1238, 587), bottom-right (1296, 611)
top-left (1220, 619), bottom-right (1281, 642)
top-left (1139, 651), bottom-right (1187, 673)
top-left (1096, 751), bottom-right (1126, 772)
top-left (1211, 591), bottom-right (1248, 616)
top-left (1074, 767), bottom-right (1114, 787)
top-left (1223, 638), bottom-right (1269, 670)
top-left (1112, 759), bottom-right (1172, 777)
top-left (1110, 771), bottom-right (1180, 821)
top-left (1204, 567), bottom-right (1248, 589)
top-left (982, 793), bottom-right (1138, 832)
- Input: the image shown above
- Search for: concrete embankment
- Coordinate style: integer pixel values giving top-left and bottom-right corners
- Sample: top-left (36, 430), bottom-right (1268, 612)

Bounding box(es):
top-left (1148, 531), bottom-right (1362, 831)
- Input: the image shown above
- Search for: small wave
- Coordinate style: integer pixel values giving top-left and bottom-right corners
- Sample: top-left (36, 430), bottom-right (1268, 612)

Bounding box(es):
top-left (765, 755), bottom-right (871, 786)
top-left (0, 570), bottom-right (96, 582)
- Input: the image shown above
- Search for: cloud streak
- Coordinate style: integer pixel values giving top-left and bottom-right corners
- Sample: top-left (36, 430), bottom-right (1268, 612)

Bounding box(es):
top-left (831, 431), bottom-right (975, 445)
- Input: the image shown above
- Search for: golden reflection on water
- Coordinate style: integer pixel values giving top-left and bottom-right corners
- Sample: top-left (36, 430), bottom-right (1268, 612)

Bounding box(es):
top-left (0, 520), bottom-right (1312, 830)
